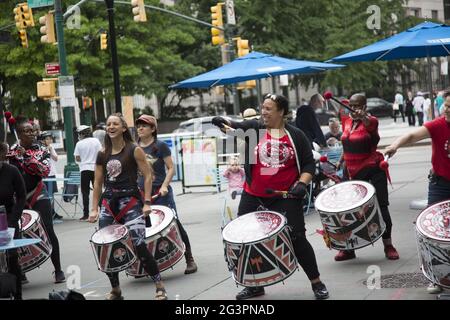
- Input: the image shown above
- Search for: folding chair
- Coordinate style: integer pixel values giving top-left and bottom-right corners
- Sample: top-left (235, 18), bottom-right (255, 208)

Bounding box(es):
top-left (53, 171), bottom-right (82, 218)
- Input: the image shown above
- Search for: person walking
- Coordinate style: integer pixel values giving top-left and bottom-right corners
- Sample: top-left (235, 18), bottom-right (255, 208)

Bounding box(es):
top-left (413, 91), bottom-right (425, 126)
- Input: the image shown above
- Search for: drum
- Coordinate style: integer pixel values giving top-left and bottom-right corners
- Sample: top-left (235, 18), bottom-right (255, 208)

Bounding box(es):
top-left (90, 224), bottom-right (137, 273)
top-left (222, 211), bottom-right (297, 287)
top-left (126, 205), bottom-right (185, 276)
top-left (415, 200), bottom-right (450, 288)
top-left (315, 180), bottom-right (386, 250)
top-left (18, 210), bottom-right (52, 273)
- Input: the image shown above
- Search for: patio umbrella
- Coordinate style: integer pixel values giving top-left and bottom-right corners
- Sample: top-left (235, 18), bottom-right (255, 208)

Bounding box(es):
top-left (328, 21), bottom-right (450, 118)
top-left (170, 51), bottom-right (344, 89)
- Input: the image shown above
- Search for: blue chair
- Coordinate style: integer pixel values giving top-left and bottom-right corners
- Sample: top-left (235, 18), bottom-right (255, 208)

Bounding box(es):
top-left (53, 171), bottom-right (82, 218)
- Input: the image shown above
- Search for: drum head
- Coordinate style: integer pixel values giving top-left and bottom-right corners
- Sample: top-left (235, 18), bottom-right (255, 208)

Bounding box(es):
top-left (315, 180), bottom-right (375, 214)
top-left (20, 210), bottom-right (39, 232)
top-left (416, 200), bottom-right (450, 242)
top-left (222, 211), bottom-right (286, 244)
top-left (145, 205), bottom-right (174, 237)
top-left (91, 224), bottom-right (128, 244)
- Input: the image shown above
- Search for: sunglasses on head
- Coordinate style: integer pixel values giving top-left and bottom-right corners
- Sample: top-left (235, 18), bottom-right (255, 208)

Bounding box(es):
top-left (265, 93), bottom-right (278, 101)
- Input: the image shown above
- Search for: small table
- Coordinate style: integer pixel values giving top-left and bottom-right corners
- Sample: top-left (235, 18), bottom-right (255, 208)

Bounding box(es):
top-left (0, 239), bottom-right (41, 273)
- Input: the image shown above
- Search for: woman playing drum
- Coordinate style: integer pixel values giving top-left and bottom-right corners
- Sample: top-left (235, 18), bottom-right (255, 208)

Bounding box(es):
top-left (88, 113), bottom-right (168, 300)
top-left (335, 94), bottom-right (399, 261)
top-left (212, 93), bottom-right (329, 300)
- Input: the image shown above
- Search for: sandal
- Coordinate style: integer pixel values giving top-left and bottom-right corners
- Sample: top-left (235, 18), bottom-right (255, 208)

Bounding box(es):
top-left (155, 287), bottom-right (168, 300)
top-left (106, 290), bottom-right (124, 300)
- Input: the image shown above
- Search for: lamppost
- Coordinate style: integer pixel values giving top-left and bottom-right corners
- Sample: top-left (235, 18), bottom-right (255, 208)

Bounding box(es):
top-left (104, 0), bottom-right (122, 113)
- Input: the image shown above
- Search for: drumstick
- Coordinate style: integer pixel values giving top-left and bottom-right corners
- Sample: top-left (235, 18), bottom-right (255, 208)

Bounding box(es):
top-left (222, 124), bottom-right (235, 132)
top-left (266, 188), bottom-right (289, 198)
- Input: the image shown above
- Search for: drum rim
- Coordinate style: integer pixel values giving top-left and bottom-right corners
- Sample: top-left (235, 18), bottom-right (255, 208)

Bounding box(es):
top-left (90, 224), bottom-right (129, 244)
top-left (416, 199), bottom-right (450, 242)
top-left (222, 211), bottom-right (287, 244)
top-left (20, 209), bottom-right (40, 231)
top-left (145, 205), bottom-right (174, 237)
top-left (315, 180), bottom-right (376, 214)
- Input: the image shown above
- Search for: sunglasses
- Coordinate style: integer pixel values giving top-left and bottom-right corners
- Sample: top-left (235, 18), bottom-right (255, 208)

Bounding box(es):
top-left (265, 94), bottom-right (277, 101)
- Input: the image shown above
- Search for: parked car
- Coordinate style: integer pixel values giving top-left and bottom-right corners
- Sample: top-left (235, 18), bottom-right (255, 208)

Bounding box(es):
top-left (366, 98), bottom-right (393, 118)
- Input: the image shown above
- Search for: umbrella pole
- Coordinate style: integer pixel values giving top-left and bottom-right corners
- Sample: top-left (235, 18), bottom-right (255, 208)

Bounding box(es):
top-left (256, 80), bottom-right (262, 107)
top-left (427, 54), bottom-right (435, 120)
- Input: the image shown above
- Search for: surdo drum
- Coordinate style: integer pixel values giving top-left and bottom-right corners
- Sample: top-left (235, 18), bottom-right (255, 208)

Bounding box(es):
top-left (90, 224), bottom-right (137, 273)
top-left (18, 210), bottom-right (53, 272)
top-left (222, 211), bottom-right (297, 287)
top-left (415, 200), bottom-right (450, 288)
top-left (126, 205), bottom-right (185, 276)
top-left (315, 180), bottom-right (386, 250)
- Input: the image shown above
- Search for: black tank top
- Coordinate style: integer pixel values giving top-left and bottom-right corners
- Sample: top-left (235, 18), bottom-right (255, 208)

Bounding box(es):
top-left (99, 144), bottom-right (138, 190)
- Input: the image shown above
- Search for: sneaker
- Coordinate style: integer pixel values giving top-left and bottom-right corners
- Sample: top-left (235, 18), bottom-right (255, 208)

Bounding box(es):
top-left (384, 245), bottom-right (399, 260)
top-left (427, 283), bottom-right (443, 294)
top-left (185, 259), bottom-right (198, 274)
top-left (79, 216), bottom-right (89, 221)
top-left (235, 287), bottom-right (265, 300)
top-left (334, 250), bottom-right (356, 261)
top-left (312, 282), bottom-right (329, 300)
top-left (54, 214), bottom-right (63, 220)
top-left (54, 270), bottom-right (66, 284)
top-left (21, 274), bottom-right (29, 285)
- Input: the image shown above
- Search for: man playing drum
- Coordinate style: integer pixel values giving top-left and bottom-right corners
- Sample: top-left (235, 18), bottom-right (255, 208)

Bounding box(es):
top-left (385, 90), bottom-right (450, 294)
top-left (88, 113), bottom-right (168, 300)
top-left (212, 93), bottom-right (329, 300)
top-left (335, 94), bottom-right (399, 261)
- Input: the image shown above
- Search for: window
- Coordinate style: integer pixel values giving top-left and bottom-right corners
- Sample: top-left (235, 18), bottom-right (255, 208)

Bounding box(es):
top-left (432, 10), bottom-right (439, 20)
top-left (410, 8), bottom-right (422, 18)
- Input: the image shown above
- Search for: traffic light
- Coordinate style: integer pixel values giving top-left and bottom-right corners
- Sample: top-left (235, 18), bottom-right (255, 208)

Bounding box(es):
top-left (100, 33), bottom-right (107, 50)
top-left (13, 3), bottom-right (34, 29)
top-left (18, 29), bottom-right (28, 48)
top-left (37, 80), bottom-right (56, 99)
top-left (237, 80), bottom-right (256, 90)
top-left (210, 4), bottom-right (224, 45)
top-left (82, 96), bottom-right (93, 110)
top-left (131, 0), bottom-right (147, 22)
top-left (235, 37), bottom-right (250, 57)
top-left (39, 12), bottom-right (56, 44)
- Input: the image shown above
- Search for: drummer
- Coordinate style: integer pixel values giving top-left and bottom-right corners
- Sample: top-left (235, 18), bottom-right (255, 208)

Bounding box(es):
top-left (385, 90), bottom-right (450, 294)
top-left (212, 93), bottom-right (329, 300)
top-left (135, 114), bottom-right (198, 274)
top-left (88, 113), bottom-right (168, 300)
top-left (335, 94), bottom-right (399, 261)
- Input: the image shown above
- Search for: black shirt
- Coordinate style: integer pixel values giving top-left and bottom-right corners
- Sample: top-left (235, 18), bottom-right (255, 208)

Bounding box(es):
top-left (295, 105), bottom-right (327, 147)
top-left (138, 139), bottom-right (171, 189)
top-left (324, 131), bottom-right (342, 141)
top-left (0, 163), bottom-right (26, 226)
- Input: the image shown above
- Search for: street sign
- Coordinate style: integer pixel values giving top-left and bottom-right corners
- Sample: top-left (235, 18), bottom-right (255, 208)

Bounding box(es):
top-left (58, 76), bottom-right (76, 108)
top-left (225, 0), bottom-right (236, 25)
top-left (28, 0), bottom-right (54, 9)
top-left (45, 62), bottom-right (60, 75)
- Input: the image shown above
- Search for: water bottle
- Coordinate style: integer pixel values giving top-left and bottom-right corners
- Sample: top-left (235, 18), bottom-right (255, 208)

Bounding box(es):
top-left (0, 205), bottom-right (11, 246)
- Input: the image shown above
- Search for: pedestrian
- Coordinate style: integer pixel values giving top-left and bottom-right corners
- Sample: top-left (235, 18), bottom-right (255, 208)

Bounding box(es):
top-left (295, 93), bottom-right (327, 148)
top-left (39, 131), bottom-right (63, 220)
top-left (7, 117), bottom-right (66, 284)
top-left (223, 156), bottom-right (245, 199)
top-left (335, 94), bottom-right (399, 262)
top-left (88, 113), bottom-right (168, 300)
top-left (384, 90), bottom-right (450, 294)
top-left (423, 93), bottom-right (432, 123)
top-left (74, 125), bottom-right (102, 221)
top-left (93, 122), bottom-right (106, 147)
top-left (436, 91), bottom-right (444, 116)
top-left (212, 93), bottom-right (330, 300)
top-left (0, 142), bottom-right (26, 299)
top-left (413, 91), bottom-right (425, 126)
top-left (135, 114), bottom-right (198, 275)
top-left (324, 117), bottom-right (342, 146)
top-left (405, 91), bottom-right (416, 126)
top-left (393, 92), bottom-right (404, 123)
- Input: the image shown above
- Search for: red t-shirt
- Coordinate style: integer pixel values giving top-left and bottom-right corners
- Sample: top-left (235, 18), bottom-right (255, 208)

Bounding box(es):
top-left (341, 116), bottom-right (383, 178)
top-left (424, 116), bottom-right (450, 181)
top-left (244, 132), bottom-right (299, 197)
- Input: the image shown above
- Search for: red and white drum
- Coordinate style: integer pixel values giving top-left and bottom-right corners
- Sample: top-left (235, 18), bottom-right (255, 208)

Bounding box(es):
top-left (18, 210), bottom-right (52, 273)
top-left (90, 224), bottom-right (137, 273)
top-left (126, 205), bottom-right (185, 276)
top-left (415, 200), bottom-right (450, 288)
top-left (222, 211), bottom-right (297, 287)
top-left (315, 180), bottom-right (386, 250)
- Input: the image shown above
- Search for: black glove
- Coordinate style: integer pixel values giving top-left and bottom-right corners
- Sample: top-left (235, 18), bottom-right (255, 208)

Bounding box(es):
top-left (288, 181), bottom-right (308, 199)
top-left (212, 116), bottom-right (228, 128)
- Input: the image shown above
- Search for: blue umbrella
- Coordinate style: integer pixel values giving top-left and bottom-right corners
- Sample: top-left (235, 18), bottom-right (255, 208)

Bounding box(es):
top-left (171, 51), bottom-right (344, 89)
top-left (328, 22), bottom-right (450, 62)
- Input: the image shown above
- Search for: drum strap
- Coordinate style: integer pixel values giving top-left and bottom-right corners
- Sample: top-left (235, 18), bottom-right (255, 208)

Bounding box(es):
top-left (101, 197), bottom-right (138, 223)
top-left (26, 181), bottom-right (44, 209)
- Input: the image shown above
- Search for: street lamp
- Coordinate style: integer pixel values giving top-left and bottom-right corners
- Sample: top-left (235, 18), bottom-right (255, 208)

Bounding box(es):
top-left (104, 0), bottom-right (122, 113)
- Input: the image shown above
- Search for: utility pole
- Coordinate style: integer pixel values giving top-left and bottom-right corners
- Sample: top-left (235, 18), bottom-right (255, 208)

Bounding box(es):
top-left (54, 0), bottom-right (78, 174)
top-left (104, 0), bottom-right (122, 113)
top-left (224, 0), bottom-right (240, 115)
